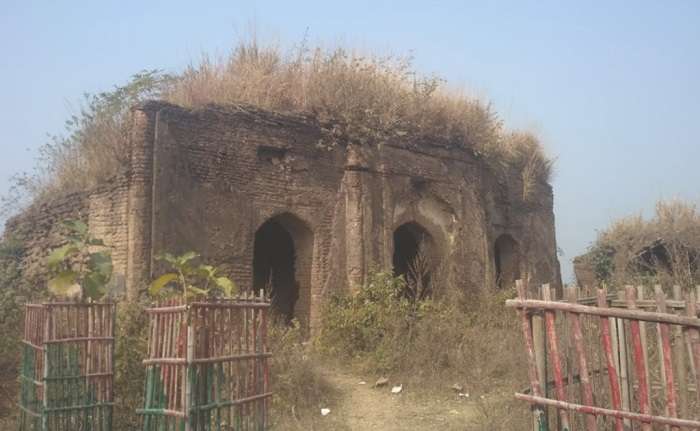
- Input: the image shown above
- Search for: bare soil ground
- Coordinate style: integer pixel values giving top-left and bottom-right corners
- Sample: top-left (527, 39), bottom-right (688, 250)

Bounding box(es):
top-left (273, 368), bottom-right (482, 430)
top-left (327, 370), bottom-right (478, 430)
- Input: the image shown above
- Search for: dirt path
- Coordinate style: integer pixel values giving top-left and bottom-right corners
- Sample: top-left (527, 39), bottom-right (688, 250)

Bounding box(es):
top-left (319, 370), bottom-right (480, 430)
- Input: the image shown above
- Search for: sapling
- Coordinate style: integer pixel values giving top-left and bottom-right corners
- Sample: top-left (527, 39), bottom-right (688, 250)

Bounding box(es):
top-left (46, 219), bottom-right (112, 300)
top-left (149, 251), bottom-right (237, 300)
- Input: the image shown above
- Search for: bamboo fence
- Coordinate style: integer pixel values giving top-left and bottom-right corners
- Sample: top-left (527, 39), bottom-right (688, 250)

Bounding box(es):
top-left (18, 302), bottom-right (116, 431)
top-left (507, 281), bottom-right (700, 431)
top-left (138, 291), bottom-right (272, 431)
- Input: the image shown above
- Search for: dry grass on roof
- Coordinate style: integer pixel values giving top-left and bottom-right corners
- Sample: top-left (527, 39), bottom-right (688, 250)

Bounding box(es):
top-left (5, 39), bottom-right (552, 214)
top-left (165, 40), bottom-right (552, 186)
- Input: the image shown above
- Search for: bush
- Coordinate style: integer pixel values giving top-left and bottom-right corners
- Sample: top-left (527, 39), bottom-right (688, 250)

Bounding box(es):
top-left (0, 237), bottom-right (31, 419)
top-left (269, 320), bottom-right (341, 429)
top-left (317, 270), bottom-right (527, 393)
top-left (585, 199), bottom-right (700, 288)
top-left (318, 270), bottom-right (417, 364)
top-left (113, 300), bottom-right (149, 430)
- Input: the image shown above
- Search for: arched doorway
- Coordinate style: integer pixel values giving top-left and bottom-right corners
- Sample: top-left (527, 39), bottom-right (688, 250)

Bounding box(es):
top-left (495, 234), bottom-right (521, 289)
top-left (253, 213), bottom-right (312, 323)
top-left (392, 222), bottom-right (435, 300)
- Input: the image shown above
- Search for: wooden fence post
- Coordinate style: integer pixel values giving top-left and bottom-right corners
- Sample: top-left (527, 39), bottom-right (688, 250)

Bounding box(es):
top-left (597, 288), bottom-right (625, 431)
top-left (671, 285), bottom-right (688, 419)
top-left (637, 285), bottom-right (652, 409)
top-left (625, 286), bottom-right (652, 431)
top-left (616, 289), bottom-right (631, 429)
top-left (185, 306), bottom-right (193, 431)
top-left (508, 285), bottom-right (700, 429)
top-left (685, 288), bottom-right (700, 408)
top-left (532, 283), bottom-right (549, 430)
top-left (542, 285), bottom-right (571, 431)
top-left (566, 285), bottom-right (597, 431)
top-left (655, 286), bottom-right (680, 431)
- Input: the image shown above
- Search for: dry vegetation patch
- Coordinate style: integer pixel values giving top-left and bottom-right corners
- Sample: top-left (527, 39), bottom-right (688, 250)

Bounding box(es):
top-left (581, 199), bottom-right (700, 287)
top-left (5, 38), bottom-right (551, 213)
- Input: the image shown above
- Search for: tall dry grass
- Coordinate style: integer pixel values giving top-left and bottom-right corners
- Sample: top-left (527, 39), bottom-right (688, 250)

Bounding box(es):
top-left (166, 40), bottom-right (552, 187)
top-left (6, 38), bottom-right (551, 214)
top-left (586, 199), bottom-right (700, 287)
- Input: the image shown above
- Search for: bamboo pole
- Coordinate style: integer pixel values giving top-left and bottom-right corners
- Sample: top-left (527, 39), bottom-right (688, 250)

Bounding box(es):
top-left (685, 289), bottom-right (700, 410)
top-left (637, 285), bottom-right (652, 409)
top-left (566, 285), bottom-right (597, 431)
top-left (542, 285), bottom-right (571, 430)
top-left (625, 286), bottom-right (652, 431)
top-left (531, 284), bottom-right (549, 430)
top-left (597, 289), bottom-right (624, 431)
top-left (671, 285), bottom-right (688, 419)
top-left (185, 307), bottom-right (193, 431)
top-left (615, 289), bottom-right (631, 429)
top-left (655, 286), bottom-right (680, 431)
top-left (515, 393), bottom-right (700, 429)
top-left (505, 299), bottom-right (700, 327)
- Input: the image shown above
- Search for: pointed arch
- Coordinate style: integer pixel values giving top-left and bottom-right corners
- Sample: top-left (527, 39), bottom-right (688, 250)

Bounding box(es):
top-left (253, 212), bottom-right (313, 323)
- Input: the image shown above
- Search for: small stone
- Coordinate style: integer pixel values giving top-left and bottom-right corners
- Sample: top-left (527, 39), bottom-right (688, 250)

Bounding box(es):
top-left (374, 377), bottom-right (389, 387)
top-left (358, 381), bottom-right (367, 385)
top-left (391, 384), bottom-right (403, 394)
top-left (321, 408), bottom-right (331, 416)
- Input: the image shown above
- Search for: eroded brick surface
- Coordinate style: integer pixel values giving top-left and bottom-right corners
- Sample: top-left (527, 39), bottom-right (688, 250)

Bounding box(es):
top-left (4, 102), bottom-right (561, 331)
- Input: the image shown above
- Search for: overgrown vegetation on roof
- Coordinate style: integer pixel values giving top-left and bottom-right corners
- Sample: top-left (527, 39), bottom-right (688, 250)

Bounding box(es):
top-left (581, 199), bottom-right (700, 287)
top-left (5, 39), bottom-right (552, 213)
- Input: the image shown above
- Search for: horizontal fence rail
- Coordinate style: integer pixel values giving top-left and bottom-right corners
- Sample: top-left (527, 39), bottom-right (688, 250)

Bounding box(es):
top-left (138, 291), bottom-right (272, 431)
top-left (18, 302), bottom-right (115, 431)
top-left (507, 281), bottom-right (700, 431)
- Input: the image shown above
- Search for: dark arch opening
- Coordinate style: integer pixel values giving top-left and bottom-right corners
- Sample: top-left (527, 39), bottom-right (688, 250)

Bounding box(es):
top-left (393, 222), bottom-right (434, 300)
top-left (253, 215), bottom-right (303, 322)
top-left (495, 234), bottom-right (521, 289)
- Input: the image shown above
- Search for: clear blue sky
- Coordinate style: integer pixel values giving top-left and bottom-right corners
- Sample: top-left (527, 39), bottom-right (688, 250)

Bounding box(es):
top-left (2, 1), bottom-right (699, 282)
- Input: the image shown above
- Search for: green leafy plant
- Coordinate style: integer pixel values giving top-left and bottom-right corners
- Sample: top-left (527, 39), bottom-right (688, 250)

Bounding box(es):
top-left (148, 252), bottom-right (237, 300)
top-left (46, 220), bottom-right (112, 300)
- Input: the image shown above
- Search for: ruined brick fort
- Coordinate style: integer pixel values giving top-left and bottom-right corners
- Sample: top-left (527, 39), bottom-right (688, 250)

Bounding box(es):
top-left (6, 101), bottom-right (561, 331)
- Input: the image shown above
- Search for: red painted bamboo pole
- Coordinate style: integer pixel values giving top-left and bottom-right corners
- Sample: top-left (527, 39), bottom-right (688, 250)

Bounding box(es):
top-left (625, 286), bottom-right (652, 431)
top-left (598, 289), bottom-right (625, 431)
top-left (505, 299), bottom-right (700, 327)
top-left (568, 300), bottom-right (597, 431)
top-left (542, 287), bottom-right (571, 430)
top-left (517, 281), bottom-right (545, 398)
top-left (515, 393), bottom-right (700, 429)
top-left (655, 288), bottom-right (680, 431)
top-left (686, 290), bottom-right (700, 408)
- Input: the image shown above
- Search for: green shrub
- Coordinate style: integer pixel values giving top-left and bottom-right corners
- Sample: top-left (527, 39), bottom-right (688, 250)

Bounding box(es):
top-left (269, 320), bottom-right (340, 429)
top-left (318, 270), bottom-right (416, 362)
top-left (0, 237), bottom-right (30, 418)
top-left (113, 300), bottom-right (149, 430)
top-left (317, 270), bottom-right (526, 393)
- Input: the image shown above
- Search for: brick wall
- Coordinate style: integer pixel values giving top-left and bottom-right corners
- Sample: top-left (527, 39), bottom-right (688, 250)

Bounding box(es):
top-left (4, 101), bottom-right (561, 331)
